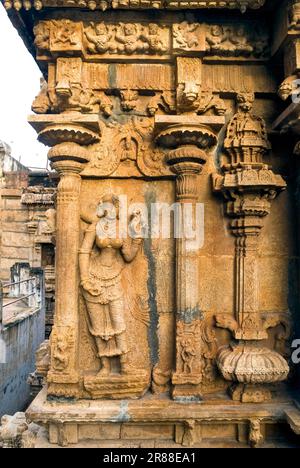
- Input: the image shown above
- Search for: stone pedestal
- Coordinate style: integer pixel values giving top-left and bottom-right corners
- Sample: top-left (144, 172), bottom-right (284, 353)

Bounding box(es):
top-left (26, 387), bottom-right (298, 448)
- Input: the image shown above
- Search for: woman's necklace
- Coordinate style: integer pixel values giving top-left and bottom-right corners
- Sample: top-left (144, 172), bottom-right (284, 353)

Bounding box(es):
top-left (96, 217), bottom-right (117, 239)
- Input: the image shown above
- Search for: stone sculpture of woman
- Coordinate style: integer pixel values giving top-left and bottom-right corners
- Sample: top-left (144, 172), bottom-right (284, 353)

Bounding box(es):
top-left (79, 194), bottom-right (144, 377)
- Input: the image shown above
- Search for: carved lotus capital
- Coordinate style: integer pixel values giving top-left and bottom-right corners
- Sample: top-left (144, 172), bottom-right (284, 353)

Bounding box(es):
top-left (217, 342), bottom-right (289, 385)
top-left (38, 124), bottom-right (100, 147)
top-left (48, 143), bottom-right (89, 176)
top-left (166, 145), bottom-right (207, 172)
top-left (156, 124), bottom-right (217, 150)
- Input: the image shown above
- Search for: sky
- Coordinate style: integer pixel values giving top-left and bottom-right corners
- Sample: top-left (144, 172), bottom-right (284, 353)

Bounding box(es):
top-left (0, 5), bottom-right (48, 168)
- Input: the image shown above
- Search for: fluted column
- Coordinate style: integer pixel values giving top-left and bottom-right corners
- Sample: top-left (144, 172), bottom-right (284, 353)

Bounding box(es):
top-left (46, 142), bottom-right (89, 398)
top-left (170, 158), bottom-right (204, 400)
top-left (155, 129), bottom-right (219, 400)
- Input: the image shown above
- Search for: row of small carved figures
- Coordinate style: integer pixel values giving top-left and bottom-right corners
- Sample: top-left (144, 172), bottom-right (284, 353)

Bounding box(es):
top-left (2, 0), bottom-right (267, 12)
top-left (34, 21), bottom-right (269, 57)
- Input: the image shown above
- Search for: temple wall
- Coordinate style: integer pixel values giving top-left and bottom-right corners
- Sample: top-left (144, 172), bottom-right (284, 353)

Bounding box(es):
top-left (0, 297), bottom-right (45, 418)
top-left (2, 0), bottom-right (300, 448)
top-left (0, 188), bottom-right (32, 281)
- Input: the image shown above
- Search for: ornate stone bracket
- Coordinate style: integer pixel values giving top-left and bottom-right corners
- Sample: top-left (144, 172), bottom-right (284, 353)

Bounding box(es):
top-left (213, 93), bottom-right (289, 403)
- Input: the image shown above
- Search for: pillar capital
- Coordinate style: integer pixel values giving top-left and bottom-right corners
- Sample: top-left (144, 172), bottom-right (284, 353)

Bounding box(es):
top-left (49, 142), bottom-right (90, 176)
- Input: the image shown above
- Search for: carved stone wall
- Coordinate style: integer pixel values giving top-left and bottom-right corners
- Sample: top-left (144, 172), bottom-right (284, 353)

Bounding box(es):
top-left (2, 0), bottom-right (300, 448)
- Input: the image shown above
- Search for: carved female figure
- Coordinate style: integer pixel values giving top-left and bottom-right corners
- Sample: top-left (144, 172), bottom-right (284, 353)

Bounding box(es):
top-left (79, 195), bottom-right (143, 376)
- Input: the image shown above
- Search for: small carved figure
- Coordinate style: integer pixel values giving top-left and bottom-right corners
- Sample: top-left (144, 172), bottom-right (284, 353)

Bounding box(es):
top-left (68, 84), bottom-right (97, 112)
top-left (99, 92), bottom-right (114, 117)
top-left (119, 89), bottom-right (139, 112)
top-left (43, 208), bottom-right (56, 234)
top-left (177, 82), bottom-right (226, 116)
top-left (52, 20), bottom-right (79, 47)
top-left (141, 23), bottom-right (168, 54)
top-left (197, 93), bottom-right (227, 116)
top-left (174, 22), bottom-right (199, 49)
top-left (224, 93), bottom-right (270, 164)
top-left (206, 25), bottom-right (227, 52)
top-left (35, 340), bottom-right (50, 376)
top-left (181, 337), bottom-right (196, 374)
top-left (119, 133), bottom-right (138, 162)
top-left (115, 23), bottom-right (142, 54)
top-left (177, 81), bottom-right (201, 113)
top-left (53, 335), bottom-right (70, 371)
top-left (249, 419), bottom-right (263, 448)
top-left (229, 26), bottom-right (253, 56)
top-left (33, 22), bottom-right (50, 50)
top-left (253, 25), bottom-right (269, 57)
top-left (182, 420), bottom-right (196, 447)
top-left (207, 24), bottom-right (262, 57)
top-left (79, 194), bottom-right (143, 376)
top-left (32, 78), bottom-right (52, 114)
top-left (278, 75), bottom-right (298, 101)
top-left (55, 83), bottom-right (101, 113)
top-left (289, 1), bottom-right (300, 29)
top-left (84, 22), bottom-right (115, 54)
top-left (147, 94), bottom-right (161, 116)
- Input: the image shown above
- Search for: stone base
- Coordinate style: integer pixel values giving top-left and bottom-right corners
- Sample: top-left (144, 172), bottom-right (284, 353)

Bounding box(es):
top-left (83, 371), bottom-right (150, 399)
top-left (230, 384), bottom-right (271, 403)
top-left (25, 388), bottom-right (300, 448)
top-left (171, 373), bottom-right (202, 401)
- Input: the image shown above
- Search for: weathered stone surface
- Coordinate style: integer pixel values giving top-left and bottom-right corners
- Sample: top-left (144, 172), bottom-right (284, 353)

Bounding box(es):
top-left (2, 0), bottom-right (300, 449)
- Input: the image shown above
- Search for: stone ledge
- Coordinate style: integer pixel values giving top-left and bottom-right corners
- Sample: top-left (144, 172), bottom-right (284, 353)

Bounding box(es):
top-left (25, 388), bottom-right (300, 447)
top-left (285, 408), bottom-right (300, 435)
top-left (3, 307), bottom-right (42, 329)
top-left (27, 387), bottom-right (295, 425)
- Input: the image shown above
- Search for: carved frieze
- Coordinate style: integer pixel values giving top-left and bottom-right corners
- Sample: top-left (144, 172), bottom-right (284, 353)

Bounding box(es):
top-left (172, 22), bottom-right (205, 53)
top-left (206, 23), bottom-right (269, 58)
top-left (21, 186), bottom-right (56, 206)
top-left (2, 0), bottom-right (267, 11)
top-left (84, 22), bottom-right (169, 56)
top-left (289, 0), bottom-right (300, 30)
top-left (32, 19), bottom-right (270, 61)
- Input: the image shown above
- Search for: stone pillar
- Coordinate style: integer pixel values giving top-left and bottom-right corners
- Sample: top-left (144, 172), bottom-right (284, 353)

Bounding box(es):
top-left (46, 160), bottom-right (81, 397)
top-left (155, 124), bottom-right (222, 400)
top-left (42, 140), bottom-right (90, 398)
top-left (168, 151), bottom-right (205, 400)
top-left (214, 93), bottom-right (290, 402)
